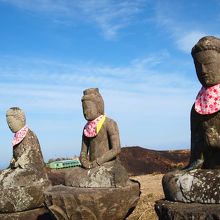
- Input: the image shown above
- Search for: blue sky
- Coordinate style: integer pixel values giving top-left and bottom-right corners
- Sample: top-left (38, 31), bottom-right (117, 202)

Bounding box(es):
top-left (0, 0), bottom-right (220, 168)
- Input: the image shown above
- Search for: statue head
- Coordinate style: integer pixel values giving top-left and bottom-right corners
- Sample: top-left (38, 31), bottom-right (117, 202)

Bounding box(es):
top-left (6, 107), bottom-right (26, 133)
top-left (191, 36), bottom-right (220, 87)
top-left (81, 88), bottom-right (104, 121)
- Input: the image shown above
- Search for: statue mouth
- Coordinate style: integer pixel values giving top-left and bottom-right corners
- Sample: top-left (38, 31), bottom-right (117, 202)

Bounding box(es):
top-left (200, 74), bottom-right (210, 82)
top-left (201, 73), bottom-right (208, 77)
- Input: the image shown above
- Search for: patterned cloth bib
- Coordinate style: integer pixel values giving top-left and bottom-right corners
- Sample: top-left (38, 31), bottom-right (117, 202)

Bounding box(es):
top-left (12, 125), bottom-right (29, 146)
top-left (84, 115), bottom-right (106, 137)
top-left (195, 84), bottom-right (220, 114)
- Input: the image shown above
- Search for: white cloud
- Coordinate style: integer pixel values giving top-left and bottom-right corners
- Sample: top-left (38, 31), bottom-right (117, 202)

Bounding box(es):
top-left (0, 54), bottom-right (198, 129)
top-left (153, 1), bottom-right (219, 53)
top-left (1, 0), bottom-right (145, 40)
top-left (0, 53), bottom-right (196, 94)
top-left (80, 0), bottom-right (145, 39)
top-left (176, 31), bottom-right (207, 53)
top-left (0, 0), bottom-right (69, 13)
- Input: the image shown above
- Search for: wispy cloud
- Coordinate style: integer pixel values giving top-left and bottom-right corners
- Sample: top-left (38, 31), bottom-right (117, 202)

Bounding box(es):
top-left (0, 53), bottom-right (196, 91)
top-left (153, 0), bottom-right (219, 53)
top-left (0, 53), bottom-right (198, 118)
top-left (176, 31), bottom-right (207, 53)
top-left (1, 0), bottom-right (145, 40)
top-left (80, 0), bottom-right (146, 39)
top-left (1, 0), bottom-right (71, 13)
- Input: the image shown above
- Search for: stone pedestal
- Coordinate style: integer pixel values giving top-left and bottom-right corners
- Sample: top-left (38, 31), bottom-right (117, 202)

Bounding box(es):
top-left (0, 182), bottom-right (50, 213)
top-left (0, 207), bottom-right (54, 220)
top-left (155, 199), bottom-right (220, 220)
top-left (44, 180), bottom-right (140, 220)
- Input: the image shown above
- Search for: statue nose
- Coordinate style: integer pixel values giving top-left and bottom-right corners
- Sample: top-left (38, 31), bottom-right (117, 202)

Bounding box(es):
top-left (201, 64), bottom-right (207, 73)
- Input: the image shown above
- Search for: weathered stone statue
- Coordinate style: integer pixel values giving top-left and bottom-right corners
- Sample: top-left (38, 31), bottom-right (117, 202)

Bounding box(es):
top-left (65, 88), bottom-right (128, 187)
top-left (44, 88), bottom-right (140, 220)
top-left (155, 36), bottom-right (220, 219)
top-left (0, 107), bottom-right (51, 219)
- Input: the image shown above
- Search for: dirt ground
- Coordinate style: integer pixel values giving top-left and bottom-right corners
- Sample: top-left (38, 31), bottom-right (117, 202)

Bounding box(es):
top-left (126, 174), bottom-right (164, 220)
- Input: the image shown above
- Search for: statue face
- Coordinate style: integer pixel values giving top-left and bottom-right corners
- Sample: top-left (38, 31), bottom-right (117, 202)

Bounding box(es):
top-left (82, 100), bottom-right (100, 121)
top-left (6, 114), bottom-right (24, 133)
top-left (194, 50), bottom-right (220, 87)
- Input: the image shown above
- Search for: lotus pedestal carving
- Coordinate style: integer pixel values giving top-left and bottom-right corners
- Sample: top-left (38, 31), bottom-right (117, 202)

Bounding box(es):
top-left (44, 180), bottom-right (140, 220)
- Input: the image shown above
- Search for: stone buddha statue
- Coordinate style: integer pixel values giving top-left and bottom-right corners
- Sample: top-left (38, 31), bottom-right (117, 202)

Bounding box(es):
top-left (162, 36), bottom-right (220, 203)
top-left (65, 88), bottom-right (128, 187)
top-left (45, 89), bottom-right (140, 220)
top-left (189, 36), bottom-right (220, 170)
top-left (0, 107), bottom-right (50, 213)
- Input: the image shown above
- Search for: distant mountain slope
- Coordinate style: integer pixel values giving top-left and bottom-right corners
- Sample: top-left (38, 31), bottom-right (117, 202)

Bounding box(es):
top-left (119, 146), bottom-right (190, 176)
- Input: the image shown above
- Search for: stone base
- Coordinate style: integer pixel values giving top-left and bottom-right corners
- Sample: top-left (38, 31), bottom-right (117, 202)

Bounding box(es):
top-left (0, 207), bottom-right (54, 220)
top-left (44, 180), bottom-right (140, 220)
top-left (155, 199), bottom-right (220, 220)
top-left (0, 181), bottom-right (51, 213)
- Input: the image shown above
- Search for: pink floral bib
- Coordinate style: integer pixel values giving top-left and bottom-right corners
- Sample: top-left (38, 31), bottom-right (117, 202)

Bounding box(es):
top-left (84, 115), bottom-right (105, 137)
top-left (195, 84), bottom-right (220, 114)
top-left (12, 125), bottom-right (29, 146)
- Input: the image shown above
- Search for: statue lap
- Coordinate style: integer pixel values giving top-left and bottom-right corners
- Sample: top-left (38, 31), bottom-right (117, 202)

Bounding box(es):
top-left (65, 159), bottom-right (128, 188)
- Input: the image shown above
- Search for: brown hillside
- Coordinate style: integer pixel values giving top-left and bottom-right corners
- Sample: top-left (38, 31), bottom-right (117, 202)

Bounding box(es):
top-left (119, 146), bottom-right (190, 176)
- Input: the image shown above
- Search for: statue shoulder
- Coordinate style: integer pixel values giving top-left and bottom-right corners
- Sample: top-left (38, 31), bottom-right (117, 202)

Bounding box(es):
top-left (105, 117), bottom-right (118, 126)
top-left (25, 129), bottom-right (40, 145)
top-left (105, 117), bottom-right (119, 134)
top-left (27, 129), bottom-right (37, 138)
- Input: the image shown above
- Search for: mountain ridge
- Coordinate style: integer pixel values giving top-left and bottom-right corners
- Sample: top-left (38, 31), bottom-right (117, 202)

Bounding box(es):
top-left (119, 146), bottom-right (190, 176)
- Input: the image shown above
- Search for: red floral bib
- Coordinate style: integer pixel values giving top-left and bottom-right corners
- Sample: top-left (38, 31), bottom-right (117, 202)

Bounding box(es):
top-left (195, 84), bottom-right (220, 114)
top-left (84, 115), bottom-right (106, 137)
top-left (12, 125), bottom-right (29, 146)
